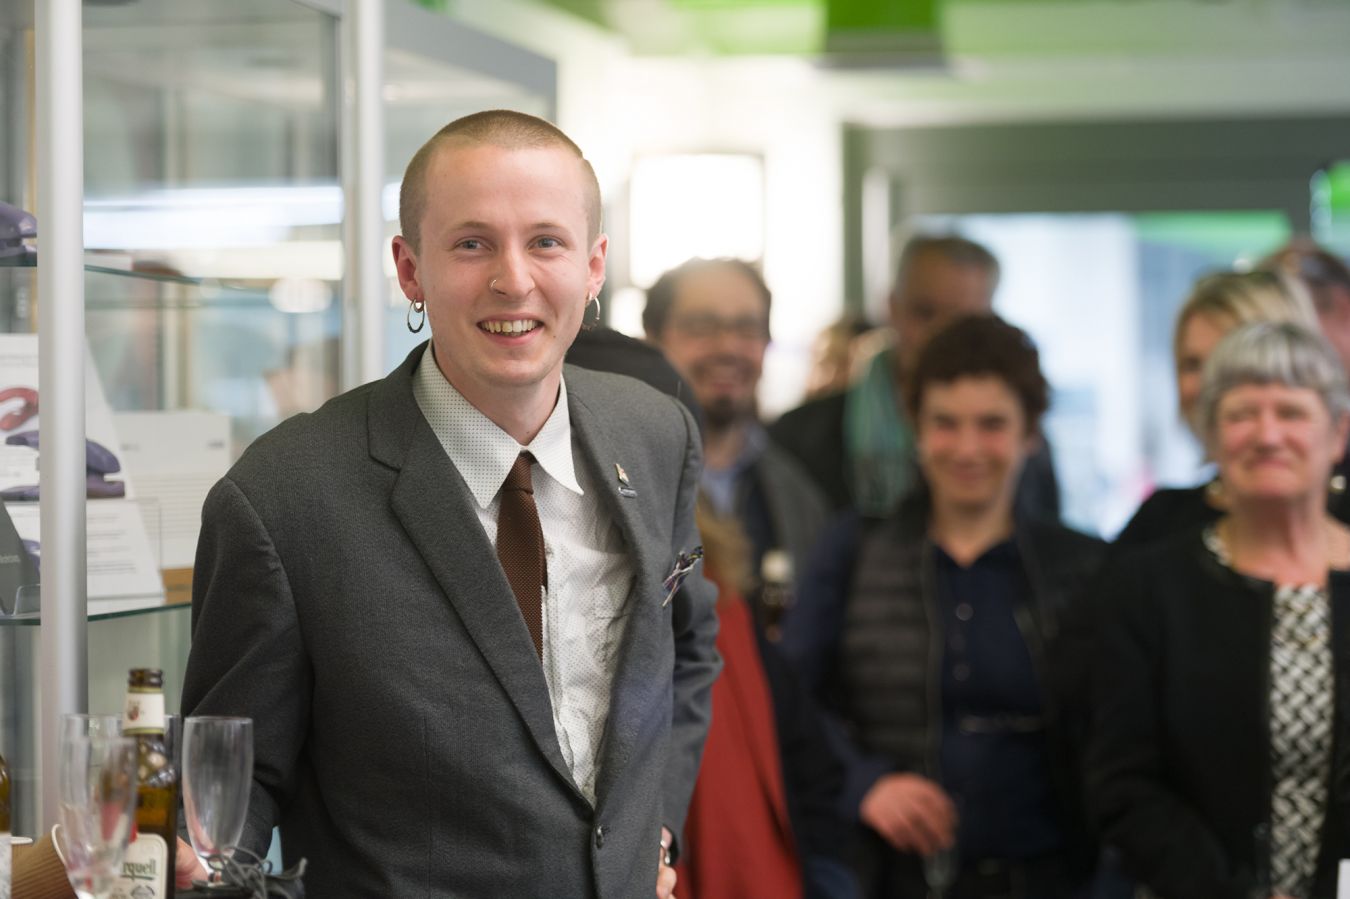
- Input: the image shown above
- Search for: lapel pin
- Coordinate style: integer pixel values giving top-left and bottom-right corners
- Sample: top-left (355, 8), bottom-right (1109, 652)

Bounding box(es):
top-left (615, 462), bottom-right (637, 498)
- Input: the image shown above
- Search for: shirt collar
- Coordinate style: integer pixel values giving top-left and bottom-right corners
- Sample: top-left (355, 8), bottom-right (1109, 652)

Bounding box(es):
top-left (933, 537), bottom-right (1020, 570)
top-left (706, 420), bottom-right (770, 477)
top-left (412, 348), bottom-right (584, 508)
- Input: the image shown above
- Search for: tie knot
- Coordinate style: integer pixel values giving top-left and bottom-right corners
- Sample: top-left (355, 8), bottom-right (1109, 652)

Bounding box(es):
top-left (503, 451), bottom-right (535, 494)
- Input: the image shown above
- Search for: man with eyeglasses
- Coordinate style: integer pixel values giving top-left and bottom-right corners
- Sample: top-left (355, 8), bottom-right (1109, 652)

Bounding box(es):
top-left (645, 257), bottom-right (830, 636)
top-left (645, 258), bottom-right (855, 898)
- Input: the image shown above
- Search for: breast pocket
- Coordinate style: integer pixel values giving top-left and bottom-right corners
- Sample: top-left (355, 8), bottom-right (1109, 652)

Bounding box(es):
top-left (588, 588), bottom-right (633, 666)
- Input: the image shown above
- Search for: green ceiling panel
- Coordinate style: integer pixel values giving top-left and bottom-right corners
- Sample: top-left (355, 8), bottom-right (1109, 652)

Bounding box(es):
top-left (532, 0), bottom-right (940, 58)
top-left (827, 0), bottom-right (938, 32)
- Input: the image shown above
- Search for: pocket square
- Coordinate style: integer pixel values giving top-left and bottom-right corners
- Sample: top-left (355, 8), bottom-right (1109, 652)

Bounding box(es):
top-left (662, 546), bottom-right (704, 607)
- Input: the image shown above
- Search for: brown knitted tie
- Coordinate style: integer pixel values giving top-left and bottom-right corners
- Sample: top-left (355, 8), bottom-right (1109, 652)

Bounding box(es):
top-left (497, 451), bottom-right (547, 658)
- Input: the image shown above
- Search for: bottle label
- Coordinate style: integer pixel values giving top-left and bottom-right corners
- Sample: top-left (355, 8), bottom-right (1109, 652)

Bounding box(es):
top-left (123, 690), bottom-right (166, 736)
top-left (1, 831), bottom-right (11, 899)
top-left (109, 832), bottom-right (167, 899)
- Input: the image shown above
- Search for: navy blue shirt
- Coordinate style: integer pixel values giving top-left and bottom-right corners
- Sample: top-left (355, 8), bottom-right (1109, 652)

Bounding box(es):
top-left (934, 539), bottom-right (1064, 862)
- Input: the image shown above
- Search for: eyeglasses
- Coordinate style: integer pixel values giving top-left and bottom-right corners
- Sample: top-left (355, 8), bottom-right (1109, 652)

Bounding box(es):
top-left (667, 313), bottom-right (769, 342)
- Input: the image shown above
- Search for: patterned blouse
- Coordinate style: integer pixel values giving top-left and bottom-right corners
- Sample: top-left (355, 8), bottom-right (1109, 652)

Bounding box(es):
top-left (1205, 525), bottom-right (1333, 899)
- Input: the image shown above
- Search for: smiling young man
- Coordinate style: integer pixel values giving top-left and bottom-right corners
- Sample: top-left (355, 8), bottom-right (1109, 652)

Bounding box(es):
top-left (783, 315), bottom-right (1104, 899)
top-left (182, 111), bottom-right (720, 899)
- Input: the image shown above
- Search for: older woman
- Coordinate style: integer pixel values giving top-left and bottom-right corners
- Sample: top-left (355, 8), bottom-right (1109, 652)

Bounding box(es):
top-left (1089, 321), bottom-right (1350, 899)
top-left (1116, 271), bottom-right (1318, 546)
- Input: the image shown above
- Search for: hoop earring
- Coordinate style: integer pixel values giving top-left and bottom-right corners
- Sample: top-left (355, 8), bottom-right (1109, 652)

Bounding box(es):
top-left (406, 298), bottom-right (426, 333)
top-left (582, 294), bottom-right (601, 331)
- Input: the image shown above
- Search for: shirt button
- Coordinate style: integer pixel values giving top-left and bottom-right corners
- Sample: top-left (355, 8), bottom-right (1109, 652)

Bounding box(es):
top-left (955, 603), bottom-right (974, 622)
top-left (594, 825), bottom-right (605, 849)
top-left (953, 662), bottom-right (971, 682)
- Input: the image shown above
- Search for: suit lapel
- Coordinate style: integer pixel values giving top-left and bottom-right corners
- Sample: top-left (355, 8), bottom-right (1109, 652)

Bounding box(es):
top-left (566, 376), bottom-right (670, 808)
top-left (371, 346), bottom-right (579, 799)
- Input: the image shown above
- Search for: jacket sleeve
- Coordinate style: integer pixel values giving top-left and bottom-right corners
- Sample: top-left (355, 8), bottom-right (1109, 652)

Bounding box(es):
top-left (662, 397), bottom-right (723, 850)
top-left (1085, 555), bottom-right (1253, 899)
top-left (781, 513), bottom-right (895, 821)
top-left (181, 476), bottom-right (311, 860)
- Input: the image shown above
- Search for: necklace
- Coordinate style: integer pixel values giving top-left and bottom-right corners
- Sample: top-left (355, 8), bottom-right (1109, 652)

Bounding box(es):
top-left (1214, 517), bottom-right (1340, 588)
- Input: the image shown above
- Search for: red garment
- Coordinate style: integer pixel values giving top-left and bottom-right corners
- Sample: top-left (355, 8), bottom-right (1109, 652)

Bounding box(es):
top-left (676, 593), bottom-right (802, 899)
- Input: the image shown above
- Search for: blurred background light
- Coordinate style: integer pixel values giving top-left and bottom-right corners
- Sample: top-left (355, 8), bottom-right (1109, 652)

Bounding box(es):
top-left (628, 153), bottom-right (765, 287)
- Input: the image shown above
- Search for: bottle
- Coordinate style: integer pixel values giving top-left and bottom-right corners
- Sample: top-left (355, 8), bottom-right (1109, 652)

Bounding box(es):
top-left (1, 746), bottom-right (10, 899)
top-left (111, 669), bottom-right (177, 899)
top-left (758, 548), bottom-right (795, 642)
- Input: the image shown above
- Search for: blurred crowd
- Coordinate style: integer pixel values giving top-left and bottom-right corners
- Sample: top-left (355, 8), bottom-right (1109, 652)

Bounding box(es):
top-left (585, 236), bottom-right (1350, 899)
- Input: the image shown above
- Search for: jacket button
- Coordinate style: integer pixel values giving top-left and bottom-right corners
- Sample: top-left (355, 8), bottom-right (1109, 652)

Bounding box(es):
top-left (594, 825), bottom-right (605, 849)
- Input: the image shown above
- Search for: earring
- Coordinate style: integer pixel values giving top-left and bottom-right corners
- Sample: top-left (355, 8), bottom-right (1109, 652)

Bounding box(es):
top-left (582, 294), bottom-right (601, 331)
top-left (1332, 473), bottom-right (1346, 495)
top-left (1204, 477), bottom-right (1227, 509)
top-left (406, 298), bottom-right (426, 333)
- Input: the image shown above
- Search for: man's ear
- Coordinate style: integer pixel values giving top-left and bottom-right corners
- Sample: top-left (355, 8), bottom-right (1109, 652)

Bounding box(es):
top-left (392, 235), bottom-right (421, 301)
top-left (587, 233), bottom-right (609, 300)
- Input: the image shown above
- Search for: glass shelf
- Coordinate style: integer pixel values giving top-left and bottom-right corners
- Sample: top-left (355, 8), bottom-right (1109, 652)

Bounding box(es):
top-left (0, 597), bottom-right (189, 627)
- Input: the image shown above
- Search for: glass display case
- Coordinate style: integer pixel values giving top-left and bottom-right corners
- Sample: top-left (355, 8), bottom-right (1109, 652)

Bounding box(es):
top-left (0, 0), bottom-right (344, 836)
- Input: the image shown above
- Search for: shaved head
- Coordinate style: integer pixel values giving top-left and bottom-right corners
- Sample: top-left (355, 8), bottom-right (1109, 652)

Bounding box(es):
top-left (398, 109), bottom-right (602, 253)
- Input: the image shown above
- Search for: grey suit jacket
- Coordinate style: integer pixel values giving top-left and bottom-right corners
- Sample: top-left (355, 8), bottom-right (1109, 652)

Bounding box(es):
top-left (181, 344), bottom-right (721, 898)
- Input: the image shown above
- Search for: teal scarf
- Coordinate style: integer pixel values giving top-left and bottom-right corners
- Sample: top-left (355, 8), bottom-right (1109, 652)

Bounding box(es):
top-left (843, 348), bottom-right (918, 518)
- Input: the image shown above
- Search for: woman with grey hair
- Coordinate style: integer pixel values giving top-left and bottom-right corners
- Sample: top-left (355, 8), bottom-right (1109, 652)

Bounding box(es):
top-left (1088, 321), bottom-right (1350, 899)
top-left (1116, 271), bottom-right (1321, 546)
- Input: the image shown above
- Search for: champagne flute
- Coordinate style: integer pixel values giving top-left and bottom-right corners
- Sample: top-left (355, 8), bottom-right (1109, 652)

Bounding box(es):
top-left (924, 845), bottom-right (958, 899)
top-left (182, 716), bottom-right (253, 883)
top-left (924, 791), bottom-right (961, 899)
top-left (54, 736), bottom-right (138, 899)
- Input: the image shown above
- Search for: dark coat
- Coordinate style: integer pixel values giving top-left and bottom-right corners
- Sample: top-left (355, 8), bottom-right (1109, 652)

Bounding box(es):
top-left (783, 494), bottom-right (1106, 897)
top-left (1087, 528), bottom-right (1350, 899)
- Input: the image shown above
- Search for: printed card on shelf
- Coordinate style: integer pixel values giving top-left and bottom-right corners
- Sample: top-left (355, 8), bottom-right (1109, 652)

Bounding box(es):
top-left (0, 333), bottom-right (163, 608)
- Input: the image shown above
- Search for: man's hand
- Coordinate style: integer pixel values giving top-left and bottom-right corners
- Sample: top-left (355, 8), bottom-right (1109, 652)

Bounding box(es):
top-left (175, 838), bottom-right (209, 890)
top-left (656, 826), bottom-right (677, 899)
top-left (859, 773), bottom-right (957, 856)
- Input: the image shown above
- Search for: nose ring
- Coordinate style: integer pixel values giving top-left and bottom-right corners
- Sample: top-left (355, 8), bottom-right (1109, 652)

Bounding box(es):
top-left (490, 278), bottom-right (501, 293)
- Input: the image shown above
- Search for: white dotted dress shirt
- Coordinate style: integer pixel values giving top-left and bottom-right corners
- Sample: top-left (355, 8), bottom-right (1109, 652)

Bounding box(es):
top-left (412, 351), bottom-right (635, 804)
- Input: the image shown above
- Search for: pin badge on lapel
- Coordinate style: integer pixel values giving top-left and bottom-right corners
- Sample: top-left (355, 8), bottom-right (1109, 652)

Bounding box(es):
top-left (662, 546), bottom-right (704, 607)
top-left (615, 462), bottom-right (637, 498)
